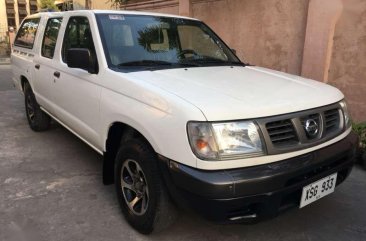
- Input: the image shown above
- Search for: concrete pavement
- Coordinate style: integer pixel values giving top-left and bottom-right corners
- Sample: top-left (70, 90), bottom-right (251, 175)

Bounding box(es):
top-left (1, 65), bottom-right (366, 241)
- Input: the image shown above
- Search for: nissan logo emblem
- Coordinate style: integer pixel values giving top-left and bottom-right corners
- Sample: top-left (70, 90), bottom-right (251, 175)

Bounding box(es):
top-left (305, 119), bottom-right (319, 137)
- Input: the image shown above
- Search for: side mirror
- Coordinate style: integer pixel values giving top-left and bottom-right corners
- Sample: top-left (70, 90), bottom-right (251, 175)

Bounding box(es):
top-left (66, 48), bottom-right (97, 74)
top-left (231, 49), bottom-right (237, 55)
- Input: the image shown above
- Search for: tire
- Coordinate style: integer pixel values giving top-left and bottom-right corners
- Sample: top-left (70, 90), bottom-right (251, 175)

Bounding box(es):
top-left (362, 152), bottom-right (366, 170)
top-left (114, 139), bottom-right (177, 234)
top-left (24, 82), bottom-right (51, 131)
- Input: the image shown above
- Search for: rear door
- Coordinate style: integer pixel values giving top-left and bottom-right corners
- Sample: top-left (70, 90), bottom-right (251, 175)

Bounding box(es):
top-left (33, 17), bottom-right (63, 113)
top-left (12, 17), bottom-right (41, 93)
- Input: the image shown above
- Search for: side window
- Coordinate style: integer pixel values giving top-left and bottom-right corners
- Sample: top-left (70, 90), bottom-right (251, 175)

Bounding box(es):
top-left (41, 18), bottom-right (63, 59)
top-left (14, 18), bottom-right (40, 49)
top-left (61, 17), bottom-right (97, 63)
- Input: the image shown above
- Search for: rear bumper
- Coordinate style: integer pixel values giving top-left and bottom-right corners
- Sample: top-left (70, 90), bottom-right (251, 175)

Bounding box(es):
top-left (159, 131), bottom-right (358, 223)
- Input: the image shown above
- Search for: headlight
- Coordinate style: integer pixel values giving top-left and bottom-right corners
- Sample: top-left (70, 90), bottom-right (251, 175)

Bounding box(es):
top-left (340, 100), bottom-right (351, 128)
top-left (187, 121), bottom-right (264, 160)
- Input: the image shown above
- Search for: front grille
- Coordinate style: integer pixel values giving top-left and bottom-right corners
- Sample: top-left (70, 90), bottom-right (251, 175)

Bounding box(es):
top-left (266, 120), bottom-right (298, 147)
top-left (258, 103), bottom-right (345, 155)
top-left (324, 108), bottom-right (340, 134)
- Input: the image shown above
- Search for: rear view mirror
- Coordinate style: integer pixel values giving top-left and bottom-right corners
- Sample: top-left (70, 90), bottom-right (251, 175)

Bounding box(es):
top-left (66, 48), bottom-right (97, 74)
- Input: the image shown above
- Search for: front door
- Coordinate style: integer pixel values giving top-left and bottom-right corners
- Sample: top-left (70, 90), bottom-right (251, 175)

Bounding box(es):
top-left (51, 16), bottom-right (102, 149)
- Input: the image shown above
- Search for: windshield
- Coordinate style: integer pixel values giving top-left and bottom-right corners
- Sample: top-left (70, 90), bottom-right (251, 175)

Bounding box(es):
top-left (96, 14), bottom-right (243, 71)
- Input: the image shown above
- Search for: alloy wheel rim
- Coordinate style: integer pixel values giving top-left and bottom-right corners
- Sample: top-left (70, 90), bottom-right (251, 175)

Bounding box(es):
top-left (121, 159), bottom-right (149, 216)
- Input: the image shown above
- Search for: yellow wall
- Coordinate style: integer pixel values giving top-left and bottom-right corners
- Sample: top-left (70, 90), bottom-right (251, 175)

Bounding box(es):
top-left (92, 0), bottom-right (118, 10)
top-left (0, 0), bottom-right (8, 33)
top-left (0, 0), bottom-right (8, 57)
top-left (71, 0), bottom-right (118, 10)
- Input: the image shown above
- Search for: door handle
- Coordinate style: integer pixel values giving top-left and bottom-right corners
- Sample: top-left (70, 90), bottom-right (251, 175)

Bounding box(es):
top-left (35, 64), bottom-right (40, 69)
top-left (54, 71), bottom-right (60, 78)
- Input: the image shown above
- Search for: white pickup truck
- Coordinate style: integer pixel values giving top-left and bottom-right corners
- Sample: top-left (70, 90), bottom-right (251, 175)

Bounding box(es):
top-left (11, 10), bottom-right (358, 234)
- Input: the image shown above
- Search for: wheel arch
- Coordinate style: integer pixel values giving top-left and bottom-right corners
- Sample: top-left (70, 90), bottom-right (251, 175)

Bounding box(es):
top-left (20, 75), bottom-right (29, 92)
top-left (102, 121), bottom-right (159, 185)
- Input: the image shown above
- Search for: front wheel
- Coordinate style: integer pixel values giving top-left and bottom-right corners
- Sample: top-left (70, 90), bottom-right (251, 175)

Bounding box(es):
top-left (115, 139), bottom-right (177, 234)
top-left (24, 82), bottom-right (51, 131)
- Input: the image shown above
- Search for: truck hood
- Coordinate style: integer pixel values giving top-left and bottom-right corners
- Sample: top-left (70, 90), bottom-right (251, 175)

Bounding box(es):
top-left (130, 66), bottom-right (344, 121)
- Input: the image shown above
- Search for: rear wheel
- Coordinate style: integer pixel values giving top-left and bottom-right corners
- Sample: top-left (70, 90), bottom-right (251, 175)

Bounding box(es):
top-left (115, 139), bottom-right (177, 234)
top-left (24, 82), bottom-right (51, 131)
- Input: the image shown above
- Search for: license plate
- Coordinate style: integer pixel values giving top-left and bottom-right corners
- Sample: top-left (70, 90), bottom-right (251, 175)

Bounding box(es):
top-left (300, 173), bottom-right (337, 208)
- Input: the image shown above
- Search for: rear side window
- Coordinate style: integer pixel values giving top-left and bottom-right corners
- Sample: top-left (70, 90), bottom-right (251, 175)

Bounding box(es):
top-left (41, 18), bottom-right (63, 59)
top-left (14, 18), bottom-right (40, 49)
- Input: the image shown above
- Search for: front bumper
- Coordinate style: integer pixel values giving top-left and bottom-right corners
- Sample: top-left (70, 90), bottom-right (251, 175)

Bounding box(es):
top-left (159, 131), bottom-right (358, 223)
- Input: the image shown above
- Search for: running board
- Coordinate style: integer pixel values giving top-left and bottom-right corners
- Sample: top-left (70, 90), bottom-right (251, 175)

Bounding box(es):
top-left (40, 107), bottom-right (104, 155)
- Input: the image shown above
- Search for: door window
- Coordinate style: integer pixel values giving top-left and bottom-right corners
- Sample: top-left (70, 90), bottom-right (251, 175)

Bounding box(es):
top-left (14, 18), bottom-right (40, 49)
top-left (41, 18), bottom-right (63, 59)
top-left (61, 17), bottom-right (97, 64)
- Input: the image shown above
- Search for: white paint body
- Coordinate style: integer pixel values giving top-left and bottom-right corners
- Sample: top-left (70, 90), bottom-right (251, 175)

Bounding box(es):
top-left (11, 11), bottom-right (347, 171)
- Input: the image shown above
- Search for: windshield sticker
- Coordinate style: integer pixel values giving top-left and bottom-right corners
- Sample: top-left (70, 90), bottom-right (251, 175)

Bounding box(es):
top-left (109, 15), bottom-right (125, 20)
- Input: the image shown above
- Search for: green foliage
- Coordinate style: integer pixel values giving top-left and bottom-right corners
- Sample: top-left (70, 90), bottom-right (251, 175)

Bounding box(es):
top-left (352, 122), bottom-right (366, 152)
top-left (110, 0), bottom-right (130, 8)
top-left (39, 0), bottom-right (58, 10)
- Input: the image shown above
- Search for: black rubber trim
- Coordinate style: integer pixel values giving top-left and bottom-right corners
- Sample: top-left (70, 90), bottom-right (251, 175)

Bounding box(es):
top-left (158, 131), bottom-right (358, 222)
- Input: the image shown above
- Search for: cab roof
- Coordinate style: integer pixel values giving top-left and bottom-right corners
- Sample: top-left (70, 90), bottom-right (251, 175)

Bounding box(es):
top-left (27, 9), bottom-right (199, 21)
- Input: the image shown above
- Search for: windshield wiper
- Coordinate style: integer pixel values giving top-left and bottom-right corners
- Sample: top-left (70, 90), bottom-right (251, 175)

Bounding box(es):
top-left (185, 58), bottom-right (246, 66)
top-left (117, 60), bottom-right (200, 68)
top-left (118, 60), bottom-right (173, 67)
